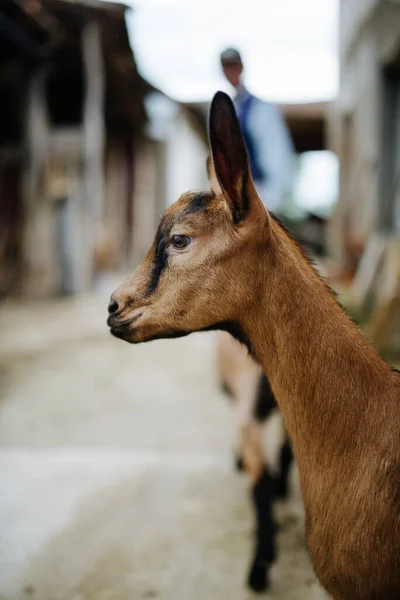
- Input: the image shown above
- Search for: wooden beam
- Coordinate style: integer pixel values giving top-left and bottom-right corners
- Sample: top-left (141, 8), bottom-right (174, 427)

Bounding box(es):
top-left (347, 232), bottom-right (387, 307)
top-left (82, 19), bottom-right (105, 288)
top-left (20, 68), bottom-right (53, 296)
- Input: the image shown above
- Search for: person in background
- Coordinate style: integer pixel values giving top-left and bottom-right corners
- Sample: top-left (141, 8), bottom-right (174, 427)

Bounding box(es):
top-left (220, 47), bottom-right (294, 213)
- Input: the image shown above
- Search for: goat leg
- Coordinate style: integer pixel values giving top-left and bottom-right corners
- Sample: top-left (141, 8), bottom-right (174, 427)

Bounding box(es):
top-left (248, 466), bottom-right (277, 592)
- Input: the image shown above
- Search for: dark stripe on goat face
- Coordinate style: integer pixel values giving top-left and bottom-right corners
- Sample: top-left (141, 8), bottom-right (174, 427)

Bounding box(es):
top-left (147, 227), bottom-right (170, 295)
top-left (145, 193), bottom-right (211, 296)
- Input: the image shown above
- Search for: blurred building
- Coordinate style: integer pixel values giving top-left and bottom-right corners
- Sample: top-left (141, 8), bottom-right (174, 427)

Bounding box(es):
top-left (0, 0), bottom-right (208, 298)
top-left (328, 0), bottom-right (400, 271)
top-left (280, 102), bottom-right (337, 226)
top-left (279, 101), bottom-right (328, 153)
top-left (0, 0), bottom-right (146, 297)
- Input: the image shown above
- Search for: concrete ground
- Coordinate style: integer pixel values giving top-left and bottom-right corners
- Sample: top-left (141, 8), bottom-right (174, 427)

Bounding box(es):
top-left (0, 277), bottom-right (326, 600)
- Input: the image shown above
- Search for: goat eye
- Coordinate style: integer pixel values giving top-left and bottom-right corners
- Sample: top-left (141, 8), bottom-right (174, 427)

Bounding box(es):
top-left (172, 235), bottom-right (191, 249)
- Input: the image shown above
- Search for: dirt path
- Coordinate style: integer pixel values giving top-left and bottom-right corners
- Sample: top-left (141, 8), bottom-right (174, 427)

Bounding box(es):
top-left (0, 282), bottom-right (326, 599)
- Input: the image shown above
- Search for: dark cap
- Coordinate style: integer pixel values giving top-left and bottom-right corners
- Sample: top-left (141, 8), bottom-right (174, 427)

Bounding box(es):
top-left (220, 47), bottom-right (243, 65)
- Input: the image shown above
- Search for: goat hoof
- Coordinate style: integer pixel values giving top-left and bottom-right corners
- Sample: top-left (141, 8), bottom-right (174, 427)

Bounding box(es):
top-left (247, 561), bottom-right (270, 593)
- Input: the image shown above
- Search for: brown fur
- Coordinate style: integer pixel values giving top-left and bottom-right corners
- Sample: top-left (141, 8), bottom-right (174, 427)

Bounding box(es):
top-left (108, 92), bottom-right (400, 600)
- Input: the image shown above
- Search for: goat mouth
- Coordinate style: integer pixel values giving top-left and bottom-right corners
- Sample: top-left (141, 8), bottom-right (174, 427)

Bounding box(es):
top-left (108, 312), bottom-right (143, 336)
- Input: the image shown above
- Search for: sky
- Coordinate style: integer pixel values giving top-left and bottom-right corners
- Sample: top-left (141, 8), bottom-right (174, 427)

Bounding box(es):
top-left (125, 0), bottom-right (339, 104)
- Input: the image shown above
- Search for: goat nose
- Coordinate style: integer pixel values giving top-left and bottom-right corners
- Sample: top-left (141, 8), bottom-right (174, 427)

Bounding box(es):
top-left (108, 299), bottom-right (119, 315)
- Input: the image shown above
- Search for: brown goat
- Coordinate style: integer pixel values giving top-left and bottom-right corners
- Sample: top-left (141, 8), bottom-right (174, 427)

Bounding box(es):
top-left (108, 91), bottom-right (400, 600)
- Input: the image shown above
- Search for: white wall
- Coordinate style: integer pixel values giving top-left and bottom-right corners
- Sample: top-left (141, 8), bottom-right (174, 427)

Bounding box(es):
top-left (340, 0), bottom-right (379, 61)
top-left (165, 108), bottom-right (208, 207)
top-left (144, 92), bottom-right (208, 210)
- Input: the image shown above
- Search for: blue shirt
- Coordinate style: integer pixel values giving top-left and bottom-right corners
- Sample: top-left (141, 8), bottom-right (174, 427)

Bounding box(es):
top-left (233, 87), bottom-right (294, 212)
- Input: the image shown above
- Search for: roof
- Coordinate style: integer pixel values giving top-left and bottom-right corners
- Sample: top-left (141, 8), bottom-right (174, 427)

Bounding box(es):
top-left (183, 99), bottom-right (331, 153)
top-left (278, 101), bottom-right (330, 120)
top-left (15, 0), bottom-right (127, 21)
top-left (279, 101), bottom-right (331, 152)
top-left (5, 0), bottom-right (147, 130)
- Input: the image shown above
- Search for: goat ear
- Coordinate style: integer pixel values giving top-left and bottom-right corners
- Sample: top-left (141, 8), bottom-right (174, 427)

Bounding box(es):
top-left (209, 91), bottom-right (259, 224)
top-left (206, 155), bottom-right (222, 195)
